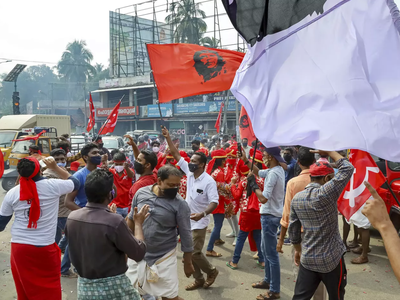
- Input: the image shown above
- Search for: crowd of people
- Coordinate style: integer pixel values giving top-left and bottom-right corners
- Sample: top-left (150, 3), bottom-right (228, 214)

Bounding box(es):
top-left (0, 129), bottom-right (399, 300)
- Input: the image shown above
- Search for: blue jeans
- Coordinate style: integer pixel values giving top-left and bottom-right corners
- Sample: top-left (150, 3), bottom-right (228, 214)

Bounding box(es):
top-left (261, 214), bottom-right (281, 294)
top-left (232, 229), bottom-right (264, 264)
top-left (55, 217), bottom-right (67, 245)
top-left (61, 243), bottom-right (71, 274)
top-left (206, 213), bottom-right (225, 251)
top-left (58, 235), bottom-right (68, 251)
top-left (116, 207), bottom-right (129, 218)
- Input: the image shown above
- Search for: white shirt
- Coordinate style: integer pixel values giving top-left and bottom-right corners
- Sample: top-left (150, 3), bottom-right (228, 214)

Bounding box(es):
top-left (177, 158), bottom-right (219, 230)
top-left (0, 178), bottom-right (75, 246)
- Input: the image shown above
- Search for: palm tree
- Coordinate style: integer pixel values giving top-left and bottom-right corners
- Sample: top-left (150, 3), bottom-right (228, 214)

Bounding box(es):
top-left (165, 0), bottom-right (207, 44)
top-left (57, 40), bottom-right (96, 83)
top-left (200, 36), bottom-right (220, 48)
top-left (93, 63), bottom-right (104, 75)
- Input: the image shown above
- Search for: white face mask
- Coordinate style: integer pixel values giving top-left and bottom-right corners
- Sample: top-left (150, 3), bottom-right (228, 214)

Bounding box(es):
top-left (114, 165), bottom-right (124, 173)
top-left (152, 147), bottom-right (160, 153)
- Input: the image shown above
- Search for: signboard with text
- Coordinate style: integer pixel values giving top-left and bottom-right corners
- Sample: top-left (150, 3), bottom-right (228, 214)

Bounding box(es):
top-left (147, 104), bottom-right (173, 117)
top-left (174, 101), bottom-right (238, 115)
top-left (96, 106), bottom-right (138, 117)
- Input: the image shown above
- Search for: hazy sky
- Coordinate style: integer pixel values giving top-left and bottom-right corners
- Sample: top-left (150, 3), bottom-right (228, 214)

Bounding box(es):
top-left (1, 0), bottom-right (400, 75)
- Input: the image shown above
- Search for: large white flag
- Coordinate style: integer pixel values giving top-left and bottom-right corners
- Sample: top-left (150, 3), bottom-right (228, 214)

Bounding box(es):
top-left (229, 0), bottom-right (400, 161)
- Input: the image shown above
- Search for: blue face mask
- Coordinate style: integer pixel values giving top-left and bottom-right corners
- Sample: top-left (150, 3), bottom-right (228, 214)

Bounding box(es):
top-left (57, 162), bottom-right (67, 168)
top-left (90, 156), bottom-right (102, 166)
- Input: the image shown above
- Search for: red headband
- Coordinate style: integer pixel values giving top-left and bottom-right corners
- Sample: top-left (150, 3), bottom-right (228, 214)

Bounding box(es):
top-left (19, 157), bottom-right (41, 229)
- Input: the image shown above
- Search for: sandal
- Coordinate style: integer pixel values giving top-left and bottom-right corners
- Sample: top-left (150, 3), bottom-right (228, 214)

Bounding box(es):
top-left (257, 261), bottom-right (265, 269)
top-left (252, 280), bottom-right (270, 289)
top-left (214, 239), bottom-right (225, 245)
top-left (185, 279), bottom-right (205, 291)
top-left (204, 268), bottom-right (219, 289)
top-left (256, 291), bottom-right (281, 300)
top-left (206, 251), bottom-right (222, 257)
top-left (226, 261), bottom-right (238, 270)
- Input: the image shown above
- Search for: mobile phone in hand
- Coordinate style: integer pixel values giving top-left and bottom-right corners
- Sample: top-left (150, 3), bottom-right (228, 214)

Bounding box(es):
top-left (237, 142), bottom-right (242, 157)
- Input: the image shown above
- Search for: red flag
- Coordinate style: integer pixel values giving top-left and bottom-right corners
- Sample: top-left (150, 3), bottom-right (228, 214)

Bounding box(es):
top-left (99, 101), bottom-right (121, 135)
top-left (338, 150), bottom-right (386, 221)
top-left (87, 93), bottom-right (95, 132)
top-left (239, 106), bottom-right (256, 144)
top-left (215, 103), bottom-right (224, 133)
top-left (147, 43), bottom-right (245, 103)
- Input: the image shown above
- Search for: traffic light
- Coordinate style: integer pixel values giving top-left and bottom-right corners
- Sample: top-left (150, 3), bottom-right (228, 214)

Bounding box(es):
top-left (12, 92), bottom-right (20, 115)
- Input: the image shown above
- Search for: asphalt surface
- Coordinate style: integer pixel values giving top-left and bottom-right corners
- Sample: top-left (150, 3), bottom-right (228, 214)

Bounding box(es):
top-left (0, 184), bottom-right (399, 300)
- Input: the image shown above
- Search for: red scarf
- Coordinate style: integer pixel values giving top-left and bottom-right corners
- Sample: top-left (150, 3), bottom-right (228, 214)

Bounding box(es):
top-left (19, 157), bottom-right (41, 229)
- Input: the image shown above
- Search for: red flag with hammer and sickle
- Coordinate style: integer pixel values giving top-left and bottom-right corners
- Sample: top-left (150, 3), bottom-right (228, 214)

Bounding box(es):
top-left (338, 150), bottom-right (386, 221)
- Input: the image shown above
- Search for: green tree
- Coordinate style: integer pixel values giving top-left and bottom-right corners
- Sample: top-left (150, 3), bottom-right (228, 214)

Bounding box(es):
top-left (57, 40), bottom-right (96, 83)
top-left (165, 0), bottom-right (207, 44)
top-left (200, 36), bottom-right (220, 48)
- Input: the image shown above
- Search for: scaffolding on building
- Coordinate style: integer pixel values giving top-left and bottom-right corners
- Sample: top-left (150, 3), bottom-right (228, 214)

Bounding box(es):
top-left (110, 0), bottom-right (243, 79)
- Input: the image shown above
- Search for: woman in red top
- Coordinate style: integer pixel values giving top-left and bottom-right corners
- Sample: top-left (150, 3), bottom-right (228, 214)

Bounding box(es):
top-left (227, 158), bottom-right (265, 270)
top-left (108, 152), bottom-right (135, 218)
top-left (205, 149), bottom-right (230, 257)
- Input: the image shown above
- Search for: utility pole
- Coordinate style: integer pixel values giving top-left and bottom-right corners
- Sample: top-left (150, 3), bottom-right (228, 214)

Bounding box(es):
top-left (50, 83), bottom-right (55, 114)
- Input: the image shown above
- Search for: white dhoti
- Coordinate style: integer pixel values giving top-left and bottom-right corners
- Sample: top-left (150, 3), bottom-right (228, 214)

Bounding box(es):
top-left (345, 203), bottom-right (371, 229)
top-left (126, 248), bottom-right (178, 299)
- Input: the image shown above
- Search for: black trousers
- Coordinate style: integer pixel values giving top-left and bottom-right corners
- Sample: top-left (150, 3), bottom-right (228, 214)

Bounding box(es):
top-left (293, 256), bottom-right (347, 300)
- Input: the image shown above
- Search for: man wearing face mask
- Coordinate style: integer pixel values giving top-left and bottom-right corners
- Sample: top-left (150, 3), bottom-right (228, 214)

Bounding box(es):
top-left (128, 150), bottom-right (158, 202)
top-left (126, 166), bottom-right (194, 300)
top-left (289, 151), bottom-right (353, 300)
top-left (62, 143), bottom-right (101, 277)
top-left (105, 152), bottom-right (135, 218)
top-left (241, 138), bottom-right (251, 158)
top-left (151, 140), bottom-right (163, 160)
top-left (43, 149), bottom-right (71, 246)
top-left (92, 136), bottom-right (112, 161)
top-left (283, 147), bottom-right (297, 187)
top-left (242, 147), bottom-right (285, 300)
top-left (162, 126), bottom-right (220, 291)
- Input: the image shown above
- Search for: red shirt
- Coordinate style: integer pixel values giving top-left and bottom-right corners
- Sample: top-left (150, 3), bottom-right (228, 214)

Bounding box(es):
top-left (110, 168), bottom-right (134, 208)
top-left (129, 173), bottom-right (157, 201)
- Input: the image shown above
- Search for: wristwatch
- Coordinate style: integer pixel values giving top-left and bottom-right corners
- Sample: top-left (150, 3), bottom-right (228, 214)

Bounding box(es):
top-left (203, 211), bottom-right (207, 217)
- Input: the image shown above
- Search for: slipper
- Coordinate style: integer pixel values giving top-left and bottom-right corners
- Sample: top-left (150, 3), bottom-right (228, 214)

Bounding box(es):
top-left (206, 251), bottom-right (222, 257)
top-left (226, 261), bottom-right (238, 270)
top-left (257, 262), bottom-right (265, 269)
top-left (252, 281), bottom-right (270, 289)
top-left (214, 239), bottom-right (225, 246)
top-left (256, 291), bottom-right (281, 300)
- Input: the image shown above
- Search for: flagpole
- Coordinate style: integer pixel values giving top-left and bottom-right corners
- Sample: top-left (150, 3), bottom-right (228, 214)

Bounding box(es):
top-left (247, 138), bottom-right (259, 197)
top-left (386, 182), bottom-right (400, 207)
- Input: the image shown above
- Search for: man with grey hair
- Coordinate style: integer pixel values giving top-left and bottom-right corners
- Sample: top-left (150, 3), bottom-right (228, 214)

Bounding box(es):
top-left (126, 165), bottom-right (195, 300)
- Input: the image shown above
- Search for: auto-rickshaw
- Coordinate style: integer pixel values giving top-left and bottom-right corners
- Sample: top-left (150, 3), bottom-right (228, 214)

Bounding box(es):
top-left (2, 127), bottom-right (59, 191)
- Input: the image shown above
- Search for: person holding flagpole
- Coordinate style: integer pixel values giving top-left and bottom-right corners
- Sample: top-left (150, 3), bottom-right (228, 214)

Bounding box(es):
top-left (242, 147), bottom-right (285, 300)
top-left (289, 151), bottom-right (353, 300)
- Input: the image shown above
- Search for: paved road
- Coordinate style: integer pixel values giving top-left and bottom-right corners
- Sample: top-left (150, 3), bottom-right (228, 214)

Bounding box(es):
top-left (0, 186), bottom-right (399, 299)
